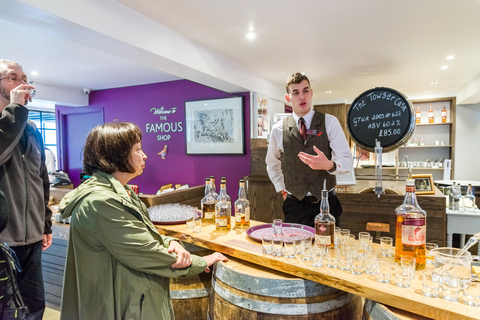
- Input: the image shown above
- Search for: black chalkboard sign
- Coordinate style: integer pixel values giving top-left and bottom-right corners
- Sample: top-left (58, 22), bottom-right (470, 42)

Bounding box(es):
top-left (347, 87), bottom-right (415, 152)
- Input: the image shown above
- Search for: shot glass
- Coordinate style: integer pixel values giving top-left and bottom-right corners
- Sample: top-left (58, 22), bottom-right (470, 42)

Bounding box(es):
top-left (401, 256), bottom-right (416, 280)
top-left (273, 219), bottom-right (283, 235)
top-left (299, 233), bottom-right (312, 261)
top-left (334, 227), bottom-right (341, 247)
top-left (422, 269), bottom-right (440, 298)
top-left (311, 242), bottom-right (326, 267)
top-left (193, 214), bottom-right (201, 233)
top-left (326, 246), bottom-right (339, 268)
top-left (364, 251), bottom-right (379, 275)
top-left (358, 232), bottom-right (370, 239)
top-left (380, 237), bottom-right (393, 257)
top-left (283, 235), bottom-right (296, 258)
top-left (395, 262), bottom-right (412, 288)
top-left (350, 251), bottom-right (364, 275)
top-left (441, 272), bottom-right (461, 302)
top-left (463, 279), bottom-right (480, 307)
top-left (186, 207), bottom-right (197, 229)
top-left (272, 234), bottom-right (284, 257)
top-left (338, 248), bottom-right (351, 271)
top-left (425, 243), bottom-right (439, 265)
top-left (376, 259), bottom-right (392, 283)
top-left (262, 233), bottom-right (274, 255)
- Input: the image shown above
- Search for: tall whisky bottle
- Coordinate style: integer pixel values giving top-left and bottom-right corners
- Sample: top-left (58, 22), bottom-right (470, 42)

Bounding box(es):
top-left (220, 177), bottom-right (231, 203)
top-left (210, 175), bottom-right (219, 200)
top-left (215, 181), bottom-right (231, 230)
top-left (201, 178), bottom-right (215, 222)
top-left (395, 179), bottom-right (427, 270)
top-left (415, 107), bottom-right (421, 124)
top-left (314, 188), bottom-right (335, 247)
top-left (441, 105), bottom-right (447, 123)
top-left (428, 106), bottom-right (434, 123)
top-left (234, 179), bottom-right (250, 228)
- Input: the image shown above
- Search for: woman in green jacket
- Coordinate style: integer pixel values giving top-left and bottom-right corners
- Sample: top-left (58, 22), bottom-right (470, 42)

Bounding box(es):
top-left (59, 122), bottom-right (227, 320)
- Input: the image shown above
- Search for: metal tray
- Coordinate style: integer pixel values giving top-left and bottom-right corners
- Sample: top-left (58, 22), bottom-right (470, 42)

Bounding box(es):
top-left (246, 223), bottom-right (315, 243)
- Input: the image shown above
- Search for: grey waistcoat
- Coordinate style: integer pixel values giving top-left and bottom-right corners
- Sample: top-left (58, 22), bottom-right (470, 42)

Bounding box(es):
top-left (281, 111), bottom-right (336, 200)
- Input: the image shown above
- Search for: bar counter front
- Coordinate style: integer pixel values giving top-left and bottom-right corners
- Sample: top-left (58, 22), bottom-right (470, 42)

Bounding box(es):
top-left (155, 219), bottom-right (477, 320)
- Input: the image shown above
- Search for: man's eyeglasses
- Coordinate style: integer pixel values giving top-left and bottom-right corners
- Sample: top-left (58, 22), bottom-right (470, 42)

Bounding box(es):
top-left (0, 75), bottom-right (36, 98)
top-left (0, 75), bottom-right (33, 84)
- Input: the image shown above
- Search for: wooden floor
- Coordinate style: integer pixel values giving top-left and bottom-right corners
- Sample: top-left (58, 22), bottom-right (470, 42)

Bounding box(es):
top-left (43, 307), bottom-right (60, 320)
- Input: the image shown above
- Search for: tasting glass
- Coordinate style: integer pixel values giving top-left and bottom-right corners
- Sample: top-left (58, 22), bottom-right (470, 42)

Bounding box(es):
top-left (380, 237), bottom-right (393, 257)
top-left (364, 251), bottom-right (380, 275)
top-left (349, 250), bottom-right (364, 275)
top-left (193, 212), bottom-right (202, 233)
top-left (463, 279), bottom-right (480, 307)
top-left (334, 227), bottom-right (341, 247)
top-left (401, 256), bottom-right (416, 280)
top-left (298, 233), bottom-right (313, 261)
top-left (283, 235), bottom-right (296, 258)
top-left (262, 233), bottom-right (274, 255)
top-left (273, 219), bottom-right (283, 235)
top-left (338, 247), bottom-right (351, 271)
top-left (272, 234), bottom-right (284, 257)
top-left (358, 232), bottom-right (370, 240)
top-left (326, 246), bottom-right (339, 268)
top-left (422, 269), bottom-right (440, 298)
top-left (340, 229), bottom-right (350, 244)
top-left (425, 243), bottom-right (438, 265)
top-left (186, 207), bottom-right (197, 229)
top-left (311, 241), bottom-right (326, 267)
top-left (376, 259), bottom-right (393, 283)
top-left (395, 262), bottom-right (413, 288)
top-left (441, 272), bottom-right (461, 302)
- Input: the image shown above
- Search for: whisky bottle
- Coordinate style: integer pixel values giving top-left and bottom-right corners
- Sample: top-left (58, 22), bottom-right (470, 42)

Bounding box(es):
top-left (465, 184), bottom-right (476, 210)
top-left (220, 177), bottom-right (231, 203)
top-left (210, 176), bottom-right (219, 200)
top-left (201, 178), bottom-right (215, 222)
top-left (234, 179), bottom-right (250, 228)
top-left (314, 189), bottom-right (335, 247)
top-left (441, 105), bottom-right (447, 123)
top-left (415, 107), bottom-right (421, 124)
top-left (395, 179), bottom-right (427, 270)
top-left (428, 106), bottom-right (434, 124)
top-left (215, 181), bottom-right (231, 230)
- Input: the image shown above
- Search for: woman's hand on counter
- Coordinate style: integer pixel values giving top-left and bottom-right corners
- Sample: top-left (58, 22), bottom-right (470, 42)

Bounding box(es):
top-left (168, 241), bottom-right (192, 268)
top-left (203, 252), bottom-right (228, 273)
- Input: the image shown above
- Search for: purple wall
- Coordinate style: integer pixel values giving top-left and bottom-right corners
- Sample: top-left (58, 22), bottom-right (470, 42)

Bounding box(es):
top-left (58, 80), bottom-right (251, 196)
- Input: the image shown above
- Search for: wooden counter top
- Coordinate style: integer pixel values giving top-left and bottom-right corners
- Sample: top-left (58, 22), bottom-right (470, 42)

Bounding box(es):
top-left (156, 219), bottom-right (477, 320)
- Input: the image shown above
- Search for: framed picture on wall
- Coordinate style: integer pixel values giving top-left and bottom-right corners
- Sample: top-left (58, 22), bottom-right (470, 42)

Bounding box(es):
top-left (185, 96), bottom-right (245, 155)
top-left (412, 174), bottom-right (435, 195)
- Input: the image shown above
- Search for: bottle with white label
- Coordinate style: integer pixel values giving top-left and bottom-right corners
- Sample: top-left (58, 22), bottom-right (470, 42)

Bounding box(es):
top-left (234, 179), bottom-right (250, 228)
top-left (395, 179), bottom-right (427, 270)
top-left (215, 181), bottom-right (231, 230)
top-left (201, 178), bottom-right (215, 222)
top-left (314, 189), bottom-right (335, 247)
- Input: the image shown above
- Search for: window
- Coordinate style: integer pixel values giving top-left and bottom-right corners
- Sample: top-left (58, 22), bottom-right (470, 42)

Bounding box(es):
top-left (28, 110), bottom-right (57, 170)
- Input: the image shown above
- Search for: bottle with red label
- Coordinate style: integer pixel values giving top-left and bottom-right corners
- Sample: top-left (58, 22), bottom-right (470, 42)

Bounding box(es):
top-left (395, 179), bottom-right (427, 270)
top-left (441, 105), bottom-right (447, 123)
top-left (428, 106), bottom-right (434, 124)
top-left (415, 107), bottom-right (421, 124)
top-left (314, 188), bottom-right (335, 247)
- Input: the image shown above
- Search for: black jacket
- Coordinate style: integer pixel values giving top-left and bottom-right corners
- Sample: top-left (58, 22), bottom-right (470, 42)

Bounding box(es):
top-left (0, 103), bottom-right (52, 247)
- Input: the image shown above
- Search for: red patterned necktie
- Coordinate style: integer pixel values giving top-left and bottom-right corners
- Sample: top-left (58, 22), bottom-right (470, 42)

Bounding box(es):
top-left (299, 117), bottom-right (307, 140)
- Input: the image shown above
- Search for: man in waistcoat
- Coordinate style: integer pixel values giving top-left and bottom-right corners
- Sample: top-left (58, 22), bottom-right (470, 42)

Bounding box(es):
top-left (266, 73), bottom-right (353, 227)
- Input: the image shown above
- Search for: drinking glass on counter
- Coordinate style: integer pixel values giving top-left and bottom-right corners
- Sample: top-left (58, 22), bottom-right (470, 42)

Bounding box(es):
top-left (364, 251), bottom-right (380, 275)
top-left (272, 234), bottom-right (284, 257)
top-left (380, 237), bottom-right (393, 257)
top-left (311, 241), bottom-right (326, 267)
top-left (463, 278), bottom-right (480, 307)
top-left (273, 219), bottom-right (283, 235)
top-left (326, 246), bottom-right (339, 268)
top-left (283, 235), bottom-right (296, 258)
top-left (425, 243), bottom-right (438, 265)
top-left (262, 233), bottom-right (273, 255)
top-left (350, 250), bottom-right (365, 275)
top-left (193, 212), bottom-right (202, 233)
top-left (401, 256), bottom-right (416, 280)
top-left (376, 259), bottom-right (393, 283)
top-left (422, 269), bottom-right (440, 298)
top-left (395, 262), bottom-right (413, 288)
top-left (441, 272), bottom-right (461, 302)
top-left (298, 233), bottom-right (313, 261)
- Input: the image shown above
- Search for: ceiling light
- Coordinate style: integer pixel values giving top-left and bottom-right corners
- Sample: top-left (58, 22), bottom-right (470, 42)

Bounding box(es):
top-left (245, 32), bottom-right (256, 40)
top-left (31, 71), bottom-right (38, 76)
top-left (424, 91), bottom-right (430, 93)
top-left (430, 81), bottom-right (438, 84)
top-left (441, 65), bottom-right (448, 70)
top-left (326, 90), bottom-right (332, 93)
top-left (446, 55), bottom-right (454, 60)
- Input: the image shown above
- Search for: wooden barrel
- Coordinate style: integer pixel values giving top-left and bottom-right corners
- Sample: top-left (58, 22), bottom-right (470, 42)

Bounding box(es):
top-left (171, 244), bottom-right (215, 320)
top-left (209, 257), bottom-right (362, 319)
top-left (362, 299), bottom-right (431, 320)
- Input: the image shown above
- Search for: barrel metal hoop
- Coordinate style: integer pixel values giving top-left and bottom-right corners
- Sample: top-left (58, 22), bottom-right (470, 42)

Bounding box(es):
top-left (214, 261), bottom-right (337, 298)
top-left (170, 288), bottom-right (210, 299)
top-left (212, 277), bottom-right (354, 315)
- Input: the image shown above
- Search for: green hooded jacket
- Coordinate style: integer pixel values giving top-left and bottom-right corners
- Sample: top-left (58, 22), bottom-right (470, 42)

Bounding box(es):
top-left (59, 171), bottom-right (207, 320)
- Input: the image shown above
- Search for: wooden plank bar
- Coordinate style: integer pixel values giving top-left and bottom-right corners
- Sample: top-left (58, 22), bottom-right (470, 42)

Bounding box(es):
top-left (139, 185), bottom-right (204, 208)
top-left (155, 219), bottom-right (476, 320)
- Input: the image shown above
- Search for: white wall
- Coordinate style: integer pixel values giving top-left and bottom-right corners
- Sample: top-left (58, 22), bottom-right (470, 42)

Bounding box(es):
top-left (454, 102), bottom-right (480, 180)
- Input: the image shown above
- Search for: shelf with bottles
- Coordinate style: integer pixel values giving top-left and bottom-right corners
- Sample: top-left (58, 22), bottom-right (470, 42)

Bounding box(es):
top-left (414, 102), bottom-right (450, 125)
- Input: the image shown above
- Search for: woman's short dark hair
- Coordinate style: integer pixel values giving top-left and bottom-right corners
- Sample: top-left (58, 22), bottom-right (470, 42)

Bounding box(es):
top-left (83, 122), bottom-right (142, 175)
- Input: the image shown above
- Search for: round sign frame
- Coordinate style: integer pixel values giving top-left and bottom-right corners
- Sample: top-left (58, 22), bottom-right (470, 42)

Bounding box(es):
top-left (347, 87), bottom-right (415, 153)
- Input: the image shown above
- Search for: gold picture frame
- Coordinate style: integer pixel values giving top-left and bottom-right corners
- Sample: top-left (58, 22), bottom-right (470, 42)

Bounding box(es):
top-left (412, 174), bottom-right (435, 195)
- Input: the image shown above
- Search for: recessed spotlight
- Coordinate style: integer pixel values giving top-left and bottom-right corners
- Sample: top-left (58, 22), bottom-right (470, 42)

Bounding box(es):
top-left (31, 71), bottom-right (38, 76)
top-left (446, 55), bottom-right (454, 60)
top-left (430, 81), bottom-right (438, 84)
top-left (326, 90), bottom-right (332, 94)
top-left (441, 65), bottom-right (448, 70)
top-left (424, 90), bottom-right (431, 93)
top-left (245, 32), bottom-right (256, 40)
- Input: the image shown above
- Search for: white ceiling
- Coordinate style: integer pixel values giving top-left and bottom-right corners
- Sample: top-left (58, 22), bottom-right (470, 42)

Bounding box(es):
top-left (2, 0), bottom-right (480, 107)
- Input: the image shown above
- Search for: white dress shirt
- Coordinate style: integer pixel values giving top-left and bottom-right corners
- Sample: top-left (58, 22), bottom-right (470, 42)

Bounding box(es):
top-left (265, 109), bottom-right (353, 193)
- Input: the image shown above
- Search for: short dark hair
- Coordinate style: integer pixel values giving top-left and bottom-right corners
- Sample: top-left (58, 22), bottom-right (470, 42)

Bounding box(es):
top-left (285, 73), bottom-right (311, 93)
top-left (83, 122), bottom-right (142, 175)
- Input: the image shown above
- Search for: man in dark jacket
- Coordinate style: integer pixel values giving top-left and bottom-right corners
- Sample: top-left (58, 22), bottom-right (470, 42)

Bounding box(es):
top-left (0, 59), bottom-right (52, 320)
